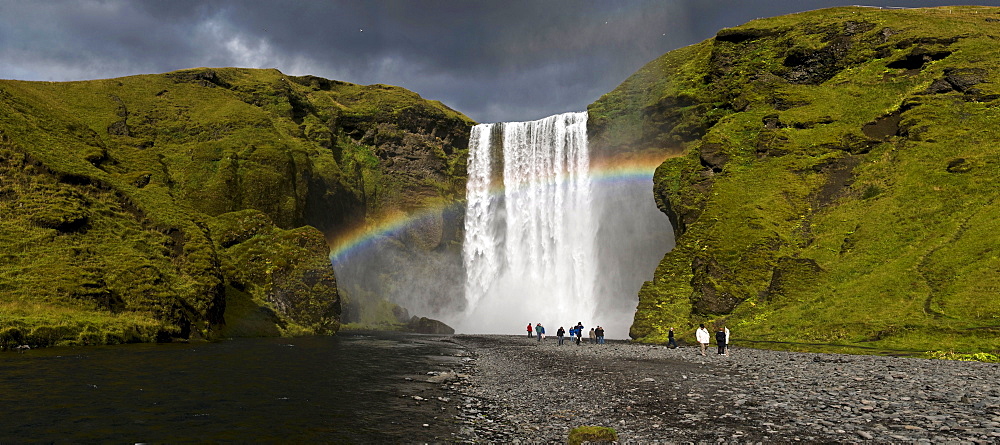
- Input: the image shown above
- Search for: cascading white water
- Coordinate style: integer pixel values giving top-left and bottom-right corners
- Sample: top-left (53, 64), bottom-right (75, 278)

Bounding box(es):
top-left (460, 111), bottom-right (598, 333)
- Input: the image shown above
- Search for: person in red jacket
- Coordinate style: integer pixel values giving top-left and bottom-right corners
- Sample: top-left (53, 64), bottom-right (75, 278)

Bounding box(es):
top-left (527, 323), bottom-right (533, 338)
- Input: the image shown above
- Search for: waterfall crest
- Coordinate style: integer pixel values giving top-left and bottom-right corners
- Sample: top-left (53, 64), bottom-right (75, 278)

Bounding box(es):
top-left (461, 112), bottom-right (597, 332)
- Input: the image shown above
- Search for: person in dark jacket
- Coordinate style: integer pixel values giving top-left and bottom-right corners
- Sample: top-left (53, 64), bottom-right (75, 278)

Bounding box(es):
top-left (557, 326), bottom-right (566, 345)
top-left (668, 327), bottom-right (678, 348)
top-left (595, 326), bottom-right (605, 344)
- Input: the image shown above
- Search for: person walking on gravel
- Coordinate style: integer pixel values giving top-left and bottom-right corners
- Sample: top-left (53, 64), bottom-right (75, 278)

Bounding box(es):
top-left (696, 324), bottom-right (710, 356)
top-left (668, 327), bottom-right (678, 348)
top-left (557, 326), bottom-right (566, 345)
top-left (527, 323), bottom-right (533, 338)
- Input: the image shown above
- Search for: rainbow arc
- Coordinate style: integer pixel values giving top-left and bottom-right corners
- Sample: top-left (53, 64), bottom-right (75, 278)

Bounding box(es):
top-left (328, 154), bottom-right (669, 264)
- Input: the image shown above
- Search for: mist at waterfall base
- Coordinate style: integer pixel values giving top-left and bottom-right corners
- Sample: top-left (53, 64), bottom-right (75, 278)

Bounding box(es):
top-left (458, 112), bottom-right (673, 338)
top-left (457, 175), bottom-right (672, 338)
top-left (330, 112), bottom-right (672, 339)
top-left (331, 209), bottom-right (467, 327)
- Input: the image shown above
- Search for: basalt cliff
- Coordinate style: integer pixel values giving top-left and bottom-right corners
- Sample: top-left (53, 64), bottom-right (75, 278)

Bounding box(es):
top-left (0, 68), bottom-right (472, 347)
top-left (589, 6), bottom-right (1000, 355)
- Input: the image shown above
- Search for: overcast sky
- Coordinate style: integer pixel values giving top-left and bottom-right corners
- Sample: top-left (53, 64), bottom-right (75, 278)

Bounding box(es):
top-left (1, 0), bottom-right (993, 123)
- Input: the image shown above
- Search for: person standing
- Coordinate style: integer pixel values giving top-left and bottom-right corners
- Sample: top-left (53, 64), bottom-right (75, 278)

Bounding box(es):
top-left (716, 326), bottom-right (727, 355)
top-left (724, 326), bottom-right (731, 356)
top-left (595, 326), bottom-right (604, 344)
top-left (667, 327), bottom-right (678, 349)
top-left (575, 322), bottom-right (584, 345)
top-left (696, 324), bottom-right (710, 356)
top-left (527, 323), bottom-right (533, 338)
top-left (588, 328), bottom-right (596, 344)
top-left (536, 323), bottom-right (545, 342)
top-left (557, 326), bottom-right (566, 345)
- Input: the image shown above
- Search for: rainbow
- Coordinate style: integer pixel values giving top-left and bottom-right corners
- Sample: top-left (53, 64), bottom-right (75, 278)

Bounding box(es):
top-left (589, 152), bottom-right (674, 184)
top-left (328, 153), bottom-right (672, 264)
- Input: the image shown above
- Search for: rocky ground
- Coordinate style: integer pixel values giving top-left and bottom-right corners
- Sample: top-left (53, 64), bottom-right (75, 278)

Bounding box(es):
top-left (416, 334), bottom-right (1000, 443)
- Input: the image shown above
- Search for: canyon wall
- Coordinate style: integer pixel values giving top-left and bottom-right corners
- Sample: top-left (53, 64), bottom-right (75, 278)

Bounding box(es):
top-left (0, 68), bottom-right (472, 346)
top-left (589, 6), bottom-right (1000, 353)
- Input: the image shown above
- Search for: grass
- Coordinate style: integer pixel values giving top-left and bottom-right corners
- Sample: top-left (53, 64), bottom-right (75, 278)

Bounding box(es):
top-left (0, 67), bottom-right (473, 347)
top-left (0, 301), bottom-right (167, 349)
top-left (567, 426), bottom-right (618, 445)
top-left (590, 6), bottom-right (1000, 357)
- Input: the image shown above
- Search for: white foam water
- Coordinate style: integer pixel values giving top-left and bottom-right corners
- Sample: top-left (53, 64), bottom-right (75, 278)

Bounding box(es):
top-left (460, 112), bottom-right (598, 334)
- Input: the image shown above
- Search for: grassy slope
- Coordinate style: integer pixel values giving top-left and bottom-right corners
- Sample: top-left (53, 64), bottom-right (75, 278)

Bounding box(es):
top-left (590, 6), bottom-right (1000, 355)
top-left (0, 68), bottom-right (473, 347)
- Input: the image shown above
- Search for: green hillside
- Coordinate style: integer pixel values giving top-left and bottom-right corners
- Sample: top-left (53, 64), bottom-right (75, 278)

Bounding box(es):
top-left (0, 68), bottom-right (472, 348)
top-left (589, 6), bottom-right (1000, 356)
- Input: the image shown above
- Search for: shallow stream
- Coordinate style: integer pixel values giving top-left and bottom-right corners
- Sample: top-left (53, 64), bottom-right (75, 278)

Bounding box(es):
top-left (0, 332), bottom-right (463, 443)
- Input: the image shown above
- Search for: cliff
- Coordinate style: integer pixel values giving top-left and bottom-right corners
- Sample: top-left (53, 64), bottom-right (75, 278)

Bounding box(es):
top-left (0, 68), bottom-right (472, 347)
top-left (590, 6), bottom-right (1000, 354)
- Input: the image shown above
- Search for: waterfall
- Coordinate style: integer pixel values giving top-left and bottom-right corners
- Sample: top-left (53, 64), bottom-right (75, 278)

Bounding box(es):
top-left (461, 111), bottom-right (598, 333)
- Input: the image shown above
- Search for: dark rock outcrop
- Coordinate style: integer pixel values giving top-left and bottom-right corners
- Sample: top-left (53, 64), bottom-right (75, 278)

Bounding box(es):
top-left (406, 316), bottom-right (455, 335)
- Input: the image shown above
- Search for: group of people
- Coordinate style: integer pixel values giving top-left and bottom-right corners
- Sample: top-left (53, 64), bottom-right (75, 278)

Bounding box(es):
top-left (527, 323), bottom-right (605, 345)
top-left (693, 324), bottom-right (730, 356)
top-left (526, 322), bottom-right (730, 355)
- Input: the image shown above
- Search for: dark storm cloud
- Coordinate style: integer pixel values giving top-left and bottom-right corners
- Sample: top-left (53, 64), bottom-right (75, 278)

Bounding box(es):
top-left (1, 1), bottom-right (995, 122)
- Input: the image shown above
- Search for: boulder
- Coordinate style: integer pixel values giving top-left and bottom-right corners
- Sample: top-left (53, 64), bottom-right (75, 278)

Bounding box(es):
top-left (406, 316), bottom-right (455, 335)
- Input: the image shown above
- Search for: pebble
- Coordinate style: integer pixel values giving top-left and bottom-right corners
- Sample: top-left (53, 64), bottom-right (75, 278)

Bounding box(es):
top-left (445, 334), bottom-right (1000, 443)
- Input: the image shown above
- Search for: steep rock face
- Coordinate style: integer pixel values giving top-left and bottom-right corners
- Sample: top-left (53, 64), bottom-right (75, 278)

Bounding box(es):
top-left (0, 68), bottom-right (473, 347)
top-left (591, 6), bottom-right (1000, 353)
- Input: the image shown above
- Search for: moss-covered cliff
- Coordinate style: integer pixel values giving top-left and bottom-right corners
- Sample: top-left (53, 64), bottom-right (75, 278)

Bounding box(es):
top-left (0, 67), bottom-right (472, 348)
top-left (590, 6), bottom-right (1000, 354)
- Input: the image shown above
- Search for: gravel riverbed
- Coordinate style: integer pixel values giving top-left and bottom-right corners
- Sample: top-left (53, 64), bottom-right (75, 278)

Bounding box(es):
top-left (422, 334), bottom-right (1000, 443)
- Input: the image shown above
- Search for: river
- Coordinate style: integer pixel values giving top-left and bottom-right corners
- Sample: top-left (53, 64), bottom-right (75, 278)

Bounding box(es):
top-left (0, 332), bottom-right (464, 443)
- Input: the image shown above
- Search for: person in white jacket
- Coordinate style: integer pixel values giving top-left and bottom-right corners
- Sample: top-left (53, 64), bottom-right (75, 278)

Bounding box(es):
top-left (724, 326), bottom-right (731, 356)
top-left (695, 324), bottom-right (710, 356)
